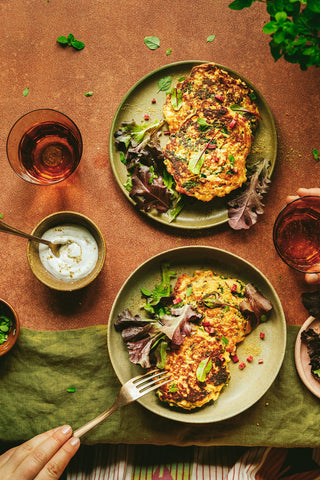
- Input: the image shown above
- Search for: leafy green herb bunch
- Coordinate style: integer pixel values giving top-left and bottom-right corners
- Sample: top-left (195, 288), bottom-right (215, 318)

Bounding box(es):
top-left (228, 0), bottom-right (320, 69)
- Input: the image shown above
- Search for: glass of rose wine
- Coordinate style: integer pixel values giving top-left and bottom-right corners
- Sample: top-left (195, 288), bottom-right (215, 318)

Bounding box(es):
top-left (6, 109), bottom-right (83, 185)
top-left (273, 196), bottom-right (320, 273)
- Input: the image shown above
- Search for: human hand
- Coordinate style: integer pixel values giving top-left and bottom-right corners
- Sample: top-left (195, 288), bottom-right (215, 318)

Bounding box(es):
top-left (286, 187), bottom-right (320, 204)
top-left (286, 187), bottom-right (320, 285)
top-left (0, 425), bottom-right (80, 480)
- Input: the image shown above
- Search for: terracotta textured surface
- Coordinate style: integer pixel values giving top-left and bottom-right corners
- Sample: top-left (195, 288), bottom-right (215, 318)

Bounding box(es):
top-left (0, 0), bottom-right (319, 331)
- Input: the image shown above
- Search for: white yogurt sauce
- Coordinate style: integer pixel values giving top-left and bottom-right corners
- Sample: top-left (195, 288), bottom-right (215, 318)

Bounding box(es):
top-left (39, 224), bottom-right (99, 281)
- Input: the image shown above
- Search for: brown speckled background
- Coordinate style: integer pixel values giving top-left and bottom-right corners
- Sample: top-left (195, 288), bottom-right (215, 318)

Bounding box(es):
top-left (0, 0), bottom-right (319, 331)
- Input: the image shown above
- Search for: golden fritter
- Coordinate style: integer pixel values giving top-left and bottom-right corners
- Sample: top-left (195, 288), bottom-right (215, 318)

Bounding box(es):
top-left (163, 62), bottom-right (259, 134)
top-left (157, 270), bottom-right (253, 410)
top-left (163, 106), bottom-right (252, 201)
top-left (173, 270), bottom-right (251, 355)
top-left (157, 327), bottom-right (230, 410)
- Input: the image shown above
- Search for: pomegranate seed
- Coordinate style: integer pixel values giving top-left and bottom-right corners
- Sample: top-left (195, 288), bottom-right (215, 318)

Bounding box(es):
top-left (260, 332), bottom-right (265, 340)
top-left (239, 362), bottom-right (246, 370)
top-left (144, 114), bottom-right (150, 121)
top-left (173, 297), bottom-right (182, 305)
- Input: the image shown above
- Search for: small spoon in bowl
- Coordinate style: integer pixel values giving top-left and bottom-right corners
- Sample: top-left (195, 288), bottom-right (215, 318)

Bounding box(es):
top-left (0, 220), bottom-right (64, 257)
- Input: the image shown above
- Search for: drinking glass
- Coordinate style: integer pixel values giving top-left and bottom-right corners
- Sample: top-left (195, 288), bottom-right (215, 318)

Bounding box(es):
top-left (6, 109), bottom-right (83, 185)
top-left (273, 196), bottom-right (320, 273)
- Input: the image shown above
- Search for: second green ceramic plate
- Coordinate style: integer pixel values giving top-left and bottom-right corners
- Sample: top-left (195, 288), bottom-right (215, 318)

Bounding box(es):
top-left (109, 61), bottom-right (277, 229)
top-left (108, 246), bottom-right (286, 423)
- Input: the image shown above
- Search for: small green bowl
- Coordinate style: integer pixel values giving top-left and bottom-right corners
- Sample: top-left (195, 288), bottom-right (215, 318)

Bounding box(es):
top-left (0, 299), bottom-right (20, 357)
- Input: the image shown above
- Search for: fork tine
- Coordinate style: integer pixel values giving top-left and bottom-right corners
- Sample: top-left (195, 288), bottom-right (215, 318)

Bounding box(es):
top-left (133, 369), bottom-right (169, 387)
top-left (138, 376), bottom-right (171, 396)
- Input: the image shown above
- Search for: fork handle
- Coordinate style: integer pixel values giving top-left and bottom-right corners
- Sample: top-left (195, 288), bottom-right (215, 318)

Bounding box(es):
top-left (73, 402), bottom-right (120, 438)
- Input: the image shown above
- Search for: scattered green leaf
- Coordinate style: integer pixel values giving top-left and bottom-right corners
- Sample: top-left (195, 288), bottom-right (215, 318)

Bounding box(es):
top-left (313, 148), bottom-right (319, 161)
top-left (84, 91), bottom-right (94, 97)
top-left (57, 33), bottom-right (85, 50)
top-left (166, 48), bottom-right (172, 56)
top-left (144, 36), bottom-right (160, 50)
top-left (207, 34), bottom-right (216, 42)
top-left (67, 387), bottom-right (76, 393)
top-left (22, 87), bottom-right (29, 97)
top-left (158, 76), bottom-right (172, 92)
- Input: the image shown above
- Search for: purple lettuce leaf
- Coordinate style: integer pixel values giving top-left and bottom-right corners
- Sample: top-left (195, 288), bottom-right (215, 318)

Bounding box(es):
top-left (126, 333), bottom-right (162, 369)
top-left (130, 165), bottom-right (171, 212)
top-left (114, 308), bottom-right (150, 331)
top-left (227, 158), bottom-right (271, 230)
top-left (239, 283), bottom-right (273, 326)
top-left (158, 304), bottom-right (202, 345)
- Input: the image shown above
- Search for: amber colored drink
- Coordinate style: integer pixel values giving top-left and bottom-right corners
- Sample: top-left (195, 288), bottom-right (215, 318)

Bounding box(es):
top-left (6, 109), bottom-right (82, 185)
top-left (19, 122), bottom-right (80, 183)
top-left (273, 196), bottom-right (320, 273)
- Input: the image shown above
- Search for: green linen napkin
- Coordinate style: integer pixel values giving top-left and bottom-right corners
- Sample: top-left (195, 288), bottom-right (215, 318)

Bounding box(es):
top-left (0, 325), bottom-right (319, 447)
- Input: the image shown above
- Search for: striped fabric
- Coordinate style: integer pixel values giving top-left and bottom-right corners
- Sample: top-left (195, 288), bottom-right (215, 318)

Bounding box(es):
top-left (65, 446), bottom-right (320, 480)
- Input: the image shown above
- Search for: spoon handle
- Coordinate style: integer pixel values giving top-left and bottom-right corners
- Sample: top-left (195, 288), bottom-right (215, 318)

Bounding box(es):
top-left (0, 220), bottom-right (51, 247)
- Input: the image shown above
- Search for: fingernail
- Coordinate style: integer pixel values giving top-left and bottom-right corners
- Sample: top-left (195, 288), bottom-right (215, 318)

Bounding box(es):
top-left (61, 425), bottom-right (72, 435)
top-left (306, 273), bottom-right (319, 284)
top-left (70, 436), bottom-right (80, 446)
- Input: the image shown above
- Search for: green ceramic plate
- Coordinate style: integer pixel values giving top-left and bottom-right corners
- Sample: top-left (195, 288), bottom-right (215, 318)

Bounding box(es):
top-left (107, 246), bottom-right (286, 423)
top-left (109, 61), bottom-right (277, 229)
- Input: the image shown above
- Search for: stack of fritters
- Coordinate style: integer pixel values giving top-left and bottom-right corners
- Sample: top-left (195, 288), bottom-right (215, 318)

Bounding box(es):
top-left (157, 270), bottom-right (252, 410)
top-left (163, 63), bottom-right (260, 202)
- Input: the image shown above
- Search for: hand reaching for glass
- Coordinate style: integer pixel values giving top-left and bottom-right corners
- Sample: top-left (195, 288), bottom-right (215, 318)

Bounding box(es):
top-left (285, 187), bottom-right (320, 285)
top-left (0, 425), bottom-right (80, 480)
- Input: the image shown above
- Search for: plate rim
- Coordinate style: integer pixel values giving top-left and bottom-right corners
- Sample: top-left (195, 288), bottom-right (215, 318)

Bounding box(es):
top-left (295, 315), bottom-right (320, 399)
top-left (107, 245), bottom-right (287, 423)
top-left (108, 60), bottom-right (278, 230)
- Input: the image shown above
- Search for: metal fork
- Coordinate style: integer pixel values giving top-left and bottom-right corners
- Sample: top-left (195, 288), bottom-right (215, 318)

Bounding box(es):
top-left (73, 370), bottom-right (171, 438)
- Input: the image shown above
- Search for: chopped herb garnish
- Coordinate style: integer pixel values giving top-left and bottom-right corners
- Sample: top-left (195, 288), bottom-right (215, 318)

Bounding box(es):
top-left (196, 355), bottom-right (213, 382)
top-left (169, 383), bottom-right (178, 392)
top-left (170, 87), bottom-right (182, 111)
top-left (84, 91), bottom-right (94, 97)
top-left (67, 387), bottom-right (76, 393)
top-left (166, 48), bottom-right (172, 56)
top-left (313, 149), bottom-right (319, 161)
top-left (22, 87), bottom-right (29, 97)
